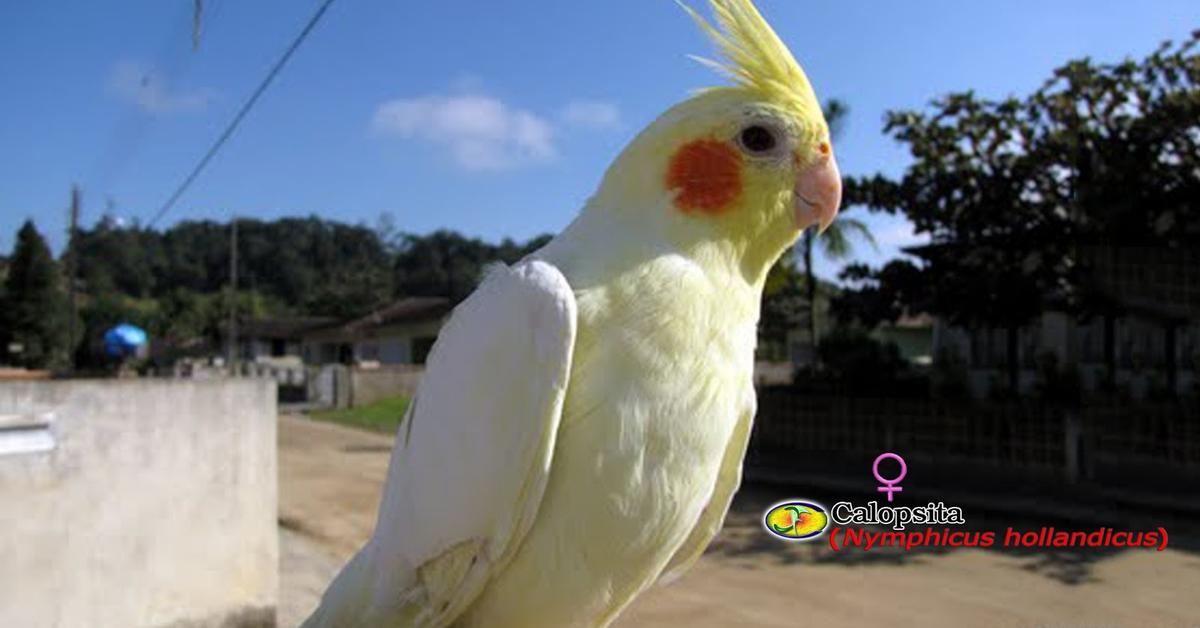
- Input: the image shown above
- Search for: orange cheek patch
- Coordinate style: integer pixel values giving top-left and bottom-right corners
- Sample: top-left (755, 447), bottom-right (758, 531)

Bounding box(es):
top-left (665, 139), bottom-right (743, 214)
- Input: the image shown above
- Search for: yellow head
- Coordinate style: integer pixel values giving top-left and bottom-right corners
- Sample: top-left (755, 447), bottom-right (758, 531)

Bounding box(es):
top-left (586, 0), bottom-right (842, 285)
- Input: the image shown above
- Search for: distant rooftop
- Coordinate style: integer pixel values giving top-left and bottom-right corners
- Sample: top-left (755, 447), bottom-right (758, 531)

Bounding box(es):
top-left (238, 296), bottom-right (451, 342)
top-left (333, 297), bottom-right (451, 334)
top-left (237, 317), bottom-right (338, 339)
top-left (890, 312), bottom-right (935, 329)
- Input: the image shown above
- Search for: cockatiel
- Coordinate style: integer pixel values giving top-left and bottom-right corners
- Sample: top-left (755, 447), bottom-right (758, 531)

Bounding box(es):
top-left (302, 0), bottom-right (842, 626)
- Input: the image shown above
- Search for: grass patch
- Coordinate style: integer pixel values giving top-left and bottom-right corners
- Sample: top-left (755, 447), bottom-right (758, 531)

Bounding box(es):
top-left (310, 396), bottom-right (411, 434)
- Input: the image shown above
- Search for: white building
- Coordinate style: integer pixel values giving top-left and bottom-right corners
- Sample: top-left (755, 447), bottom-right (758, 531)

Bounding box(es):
top-left (300, 297), bottom-right (450, 366)
top-left (933, 246), bottom-right (1199, 399)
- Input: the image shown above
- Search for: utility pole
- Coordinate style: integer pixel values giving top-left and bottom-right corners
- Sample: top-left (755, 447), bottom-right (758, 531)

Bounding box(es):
top-left (66, 186), bottom-right (80, 374)
top-left (226, 216), bottom-right (238, 375)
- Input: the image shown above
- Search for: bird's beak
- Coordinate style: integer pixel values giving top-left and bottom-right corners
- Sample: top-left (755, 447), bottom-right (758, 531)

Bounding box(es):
top-left (794, 151), bottom-right (842, 234)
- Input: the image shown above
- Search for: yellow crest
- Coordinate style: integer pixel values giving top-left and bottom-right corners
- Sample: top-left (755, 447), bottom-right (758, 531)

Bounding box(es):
top-left (679, 0), bottom-right (826, 136)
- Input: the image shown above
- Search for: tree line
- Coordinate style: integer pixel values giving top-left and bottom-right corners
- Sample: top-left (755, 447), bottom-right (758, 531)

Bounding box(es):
top-left (0, 216), bottom-right (551, 370)
top-left (834, 30), bottom-right (1199, 395)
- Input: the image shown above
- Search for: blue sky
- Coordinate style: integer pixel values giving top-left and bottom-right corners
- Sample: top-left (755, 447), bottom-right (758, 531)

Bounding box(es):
top-left (1, 0), bottom-right (1196, 279)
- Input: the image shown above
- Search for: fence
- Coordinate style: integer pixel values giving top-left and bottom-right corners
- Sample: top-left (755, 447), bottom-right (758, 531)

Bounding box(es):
top-left (750, 387), bottom-right (1199, 493)
top-left (1087, 402), bottom-right (1200, 466)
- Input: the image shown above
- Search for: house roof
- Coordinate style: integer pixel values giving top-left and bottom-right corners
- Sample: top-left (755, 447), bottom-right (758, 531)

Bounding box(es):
top-left (238, 316), bottom-right (338, 339)
top-left (334, 297), bottom-right (451, 334)
top-left (891, 312), bottom-right (935, 329)
top-left (237, 297), bottom-right (452, 343)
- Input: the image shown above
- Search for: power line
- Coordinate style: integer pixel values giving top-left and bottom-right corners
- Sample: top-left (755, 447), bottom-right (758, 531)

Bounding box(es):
top-left (149, 0), bottom-right (338, 227)
top-left (88, 0), bottom-right (204, 195)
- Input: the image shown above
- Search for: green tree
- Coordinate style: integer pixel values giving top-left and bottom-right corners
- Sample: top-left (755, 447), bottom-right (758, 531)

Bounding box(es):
top-left (392, 230), bottom-right (551, 303)
top-left (74, 215), bottom-right (399, 319)
top-left (846, 31), bottom-right (1200, 393)
top-left (758, 258), bottom-right (807, 359)
top-left (797, 214), bottom-right (876, 348)
top-left (1, 221), bottom-right (70, 369)
top-left (71, 216), bottom-right (164, 298)
top-left (758, 253), bottom-right (843, 362)
top-left (832, 260), bottom-right (928, 329)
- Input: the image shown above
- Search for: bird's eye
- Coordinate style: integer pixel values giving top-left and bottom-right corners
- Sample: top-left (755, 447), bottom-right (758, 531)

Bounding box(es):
top-left (738, 124), bottom-right (779, 155)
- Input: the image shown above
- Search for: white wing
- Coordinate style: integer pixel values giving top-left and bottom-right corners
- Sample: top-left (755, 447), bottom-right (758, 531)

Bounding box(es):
top-left (303, 260), bottom-right (576, 628)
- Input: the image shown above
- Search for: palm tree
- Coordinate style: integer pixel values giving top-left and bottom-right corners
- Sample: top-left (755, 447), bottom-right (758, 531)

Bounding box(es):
top-left (798, 101), bottom-right (877, 359)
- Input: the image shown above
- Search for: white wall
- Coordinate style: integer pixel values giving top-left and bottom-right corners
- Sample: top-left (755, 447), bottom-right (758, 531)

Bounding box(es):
top-left (934, 314), bottom-right (1199, 398)
top-left (348, 365), bottom-right (424, 407)
top-left (355, 320), bottom-right (444, 365)
top-left (0, 379), bottom-right (278, 628)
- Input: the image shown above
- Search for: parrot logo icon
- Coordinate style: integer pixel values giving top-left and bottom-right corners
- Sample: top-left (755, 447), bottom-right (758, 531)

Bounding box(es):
top-left (764, 501), bottom-right (829, 540)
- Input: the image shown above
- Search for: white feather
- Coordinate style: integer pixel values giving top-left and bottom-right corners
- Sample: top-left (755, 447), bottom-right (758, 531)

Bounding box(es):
top-left (302, 260), bottom-right (577, 627)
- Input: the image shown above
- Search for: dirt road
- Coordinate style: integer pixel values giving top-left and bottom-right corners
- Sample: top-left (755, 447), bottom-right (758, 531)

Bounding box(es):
top-left (279, 415), bottom-right (1200, 627)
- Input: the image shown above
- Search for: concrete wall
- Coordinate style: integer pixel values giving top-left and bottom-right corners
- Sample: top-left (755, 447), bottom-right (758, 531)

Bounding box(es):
top-left (307, 365), bottom-right (349, 409)
top-left (348, 365), bottom-right (423, 407)
top-left (0, 379), bottom-right (278, 628)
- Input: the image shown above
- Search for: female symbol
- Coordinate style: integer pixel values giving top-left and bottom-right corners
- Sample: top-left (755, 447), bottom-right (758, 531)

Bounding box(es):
top-left (872, 452), bottom-right (907, 502)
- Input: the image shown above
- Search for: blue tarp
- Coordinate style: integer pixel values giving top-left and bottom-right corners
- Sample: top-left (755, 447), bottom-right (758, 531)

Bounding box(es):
top-left (103, 324), bottom-right (147, 358)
